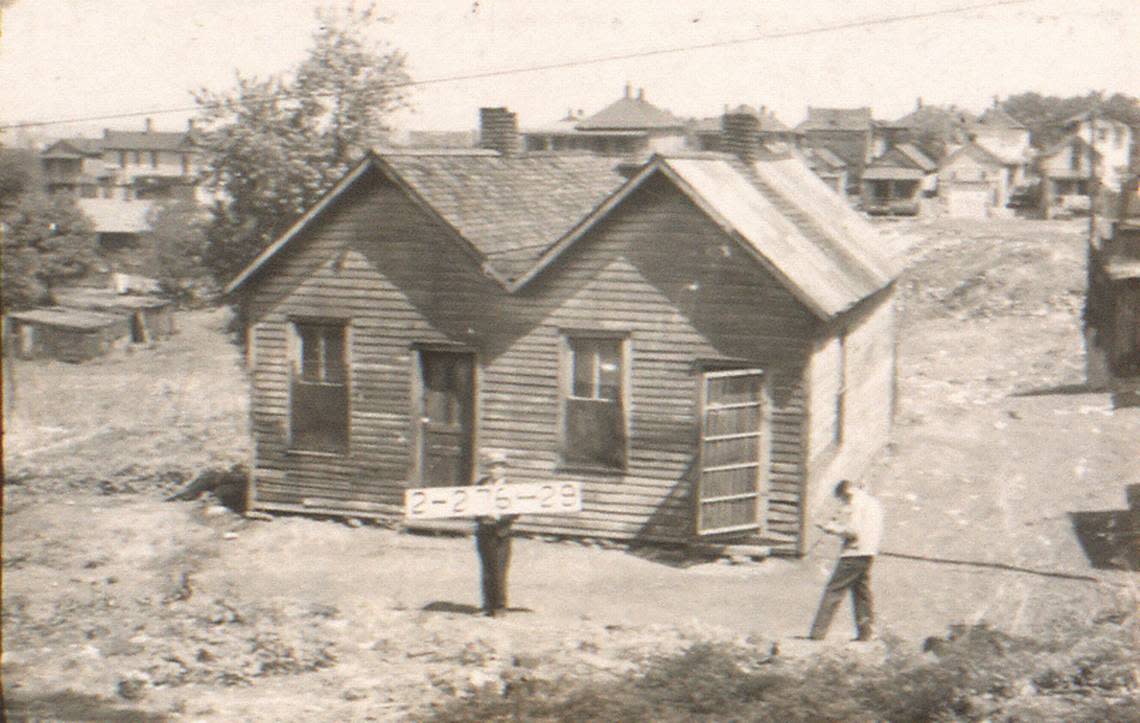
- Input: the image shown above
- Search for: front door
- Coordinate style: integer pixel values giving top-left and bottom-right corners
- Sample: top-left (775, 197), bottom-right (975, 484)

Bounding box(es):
top-left (417, 350), bottom-right (475, 487)
top-left (696, 369), bottom-right (766, 536)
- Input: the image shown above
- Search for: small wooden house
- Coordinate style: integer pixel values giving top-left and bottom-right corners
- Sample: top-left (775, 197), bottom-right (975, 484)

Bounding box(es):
top-left (226, 110), bottom-right (900, 555)
top-left (5, 308), bottom-right (130, 362)
top-left (861, 143), bottom-right (937, 216)
top-left (938, 142), bottom-right (1009, 218)
top-left (1037, 135), bottom-right (1101, 219)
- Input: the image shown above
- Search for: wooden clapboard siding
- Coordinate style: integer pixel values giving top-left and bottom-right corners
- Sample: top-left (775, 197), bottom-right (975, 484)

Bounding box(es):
top-left (240, 167), bottom-right (886, 551)
top-left (801, 287), bottom-right (896, 542)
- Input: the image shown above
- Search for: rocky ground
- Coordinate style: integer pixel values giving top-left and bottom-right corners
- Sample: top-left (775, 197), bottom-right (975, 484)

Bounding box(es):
top-left (3, 217), bottom-right (1137, 721)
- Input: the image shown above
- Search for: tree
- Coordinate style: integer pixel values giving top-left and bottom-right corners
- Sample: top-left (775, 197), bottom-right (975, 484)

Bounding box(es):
top-left (141, 199), bottom-right (212, 303)
top-left (193, 2), bottom-right (411, 283)
top-left (1, 191), bottom-right (99, 310)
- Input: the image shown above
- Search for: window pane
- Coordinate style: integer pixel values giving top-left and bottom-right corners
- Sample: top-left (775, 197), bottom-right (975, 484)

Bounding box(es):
top-left (597, 340), bottom-right (621, 401)
top-left (571, 340), bottom-right (596, 398)
top-left (565, 398), bottom-right (624, 468)
top-left (299, 326), bottom-right (321, 381)
top-left (323, 328), bottom-right (346, 383)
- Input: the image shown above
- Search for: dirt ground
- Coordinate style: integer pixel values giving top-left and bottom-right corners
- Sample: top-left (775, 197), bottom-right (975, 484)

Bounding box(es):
top-left (3, 218), bottom-right (1138, 721)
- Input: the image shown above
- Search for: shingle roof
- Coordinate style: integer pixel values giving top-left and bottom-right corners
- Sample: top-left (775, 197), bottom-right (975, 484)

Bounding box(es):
top-left (518, 153), bottom-right (897, 318)
top-left (894, 143), bottom-right (937, 172)
top-left (870, 143), bottom-right (937, 173)
top-left (379, 152), bottom-right (627, 279)
top-left (226, 150), bottom-right (627, 293)
top-left (227, 148), bottom-right (897, 318)
top-left (101, 130), bottom-right (195, 152)
top-left (797, 107), bottom-right (873, 132)
top-left (576, 90), bottom-right (684, 131)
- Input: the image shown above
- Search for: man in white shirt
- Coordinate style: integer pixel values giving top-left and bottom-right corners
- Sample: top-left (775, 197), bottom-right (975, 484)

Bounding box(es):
top-left (808, 479), bottom-right (884, 641)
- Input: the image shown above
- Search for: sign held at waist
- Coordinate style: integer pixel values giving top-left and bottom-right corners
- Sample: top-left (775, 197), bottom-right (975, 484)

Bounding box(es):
top-left (404, 481), bottom-right (583, 520)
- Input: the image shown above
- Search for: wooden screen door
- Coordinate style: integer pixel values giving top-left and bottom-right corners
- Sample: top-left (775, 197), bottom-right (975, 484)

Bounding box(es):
top-left (417, 351), bottom-right (476, 487)
top-left (696, 369), bottom-right (766, 536)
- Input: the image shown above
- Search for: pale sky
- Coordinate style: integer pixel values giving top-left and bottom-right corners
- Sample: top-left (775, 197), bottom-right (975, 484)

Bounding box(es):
top-left (1, 0), bottom-right (1138, 141)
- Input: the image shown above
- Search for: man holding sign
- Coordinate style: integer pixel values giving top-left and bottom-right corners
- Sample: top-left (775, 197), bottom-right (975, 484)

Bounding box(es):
top-left (403, 451), bottom-right (583, 617)
top-left (474, 450), bottom-right (518, 617)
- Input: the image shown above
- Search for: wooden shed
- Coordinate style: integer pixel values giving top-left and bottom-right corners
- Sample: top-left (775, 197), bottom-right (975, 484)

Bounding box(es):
top-left (5, 308), bottom-right (130, 363)
top-left (55, 288), bottom-right (175, 343)
top-left (226, 119), bottom-right (900, 555)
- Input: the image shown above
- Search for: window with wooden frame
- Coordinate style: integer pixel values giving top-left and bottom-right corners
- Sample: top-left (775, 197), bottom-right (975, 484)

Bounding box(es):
top-left (289, 319), bottom-right (349, 453)
top-left (561, 334), bottom-right (628, 470)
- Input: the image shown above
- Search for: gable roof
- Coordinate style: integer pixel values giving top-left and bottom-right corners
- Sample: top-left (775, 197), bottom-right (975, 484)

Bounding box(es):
top-left (227, 149), bottom-right (898, 320)
top-left (101, 130), bottom-right (195, 152)
top-left (41, 137), bottom-right (105, 158)
top-left (802, 146), bottom-right (847, 170)
top-left (940, 141), bottom-right (1006, 169)
top-left (225, 150), bottom-right (627, 294)
top-left (869, 143), bottom-right (936, 173)
top-left (516, 153), bottom-right (897, 318)
top-left (1038, 133), bottom-right (1102, 161)
top-left (975, 106), bottom-right (1027, 130)
top-left (797, 107), bottom-right (873, 132)
top-left (576, 90), bottom-right (684, 131)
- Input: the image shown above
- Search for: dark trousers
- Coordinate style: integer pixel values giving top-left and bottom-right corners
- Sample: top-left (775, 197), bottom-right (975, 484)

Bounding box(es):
top-left (476, 530), bottom-right (512, 613)
top-left (809, 555), bottom-right (874, 640)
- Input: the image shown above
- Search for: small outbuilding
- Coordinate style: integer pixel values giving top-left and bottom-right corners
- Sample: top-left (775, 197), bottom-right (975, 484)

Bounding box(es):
top-left (5, 308), bottom-right (130, 363)
top-left (226, 109), bottom-right (901, 555)
top-left (54, 288), bottom-right (175, 343)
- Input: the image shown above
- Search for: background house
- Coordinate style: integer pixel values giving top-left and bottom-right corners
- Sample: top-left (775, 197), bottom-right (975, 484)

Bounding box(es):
top-left (796, 107), bottom-right (876, 194)
top-left (1057, 110), bottom-right (1134, 192)
top-left (972, 101), bottom-right (1033, 192)
top-left (522, 84), bottom-right (687, 156)
top-left (938, 141), bottom-right (1009, 218)
top-left (800, 146), bottom-right (849, 195)
top-left (690, 105), bottom-right (799, 152)
top-left (1036, 135), bottom-right (1100, 218)
top-left (226, 108), bottom-right (899, 555)
top-left (861, 143), bottom-right (937, 216)
top-left (39, 118), bottom-right (204, 249)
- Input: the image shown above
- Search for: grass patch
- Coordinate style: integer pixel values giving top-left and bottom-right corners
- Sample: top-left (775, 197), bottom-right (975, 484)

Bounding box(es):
top-left (429, 613), bottom-right (1138, 722)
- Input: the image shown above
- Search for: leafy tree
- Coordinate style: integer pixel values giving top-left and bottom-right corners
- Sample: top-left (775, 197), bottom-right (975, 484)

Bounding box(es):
top-left (1, 191), bottom-right (99, 310)
top-left (193, 2), bottom-right (411, 283)
top-left (0, 147), bottom-right (41, 207)
top-left (1002, 92), bottom-right (1140, 149)
top-left (141, 199), bottom-right (212, 303)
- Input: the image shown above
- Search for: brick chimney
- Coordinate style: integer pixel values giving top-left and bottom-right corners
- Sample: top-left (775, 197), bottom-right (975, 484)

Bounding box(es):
top-left (721, 111), bottom-right (762, 163)
top-left (144, 117), bottom-right (153, 133)
top-left (478, 107), bottom-right (519, 156)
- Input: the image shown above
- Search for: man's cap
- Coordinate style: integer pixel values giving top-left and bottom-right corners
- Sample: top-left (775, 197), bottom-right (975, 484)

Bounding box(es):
top-left (480, 449), bottom-right (509, 466)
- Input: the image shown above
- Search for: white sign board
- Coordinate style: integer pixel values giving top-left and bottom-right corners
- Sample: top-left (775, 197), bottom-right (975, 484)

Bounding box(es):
top-left (404, 482), bottom-right (583, 520)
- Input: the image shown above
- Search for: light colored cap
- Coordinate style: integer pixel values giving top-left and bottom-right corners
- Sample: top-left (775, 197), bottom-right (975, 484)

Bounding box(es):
top-left (480, 449), bottom-right (509, 466)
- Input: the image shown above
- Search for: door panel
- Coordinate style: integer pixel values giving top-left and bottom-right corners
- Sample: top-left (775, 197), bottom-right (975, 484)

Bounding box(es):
top-left (696, 369), bottom-right (765, 536)
top-left (418, 351), bottom-right (475, 487)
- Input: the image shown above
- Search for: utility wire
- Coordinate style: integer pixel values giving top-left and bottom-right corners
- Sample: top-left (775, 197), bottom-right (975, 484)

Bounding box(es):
top-left (2, 0), bottom-right (1043, 131)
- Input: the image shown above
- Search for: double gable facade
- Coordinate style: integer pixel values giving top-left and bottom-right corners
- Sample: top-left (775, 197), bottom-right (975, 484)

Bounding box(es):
top-left (227, 113), bottom-right (899, 555)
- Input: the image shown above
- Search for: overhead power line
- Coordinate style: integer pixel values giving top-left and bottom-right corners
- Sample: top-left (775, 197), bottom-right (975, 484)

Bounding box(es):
top-left (2, 0), bottom-right (1042, 131)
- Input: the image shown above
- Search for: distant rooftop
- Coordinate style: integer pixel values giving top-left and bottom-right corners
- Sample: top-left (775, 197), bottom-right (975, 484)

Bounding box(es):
top-left (797, 107), bottom-right (873, 132)
top-left (575, 84), bottom-right (685, 131)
